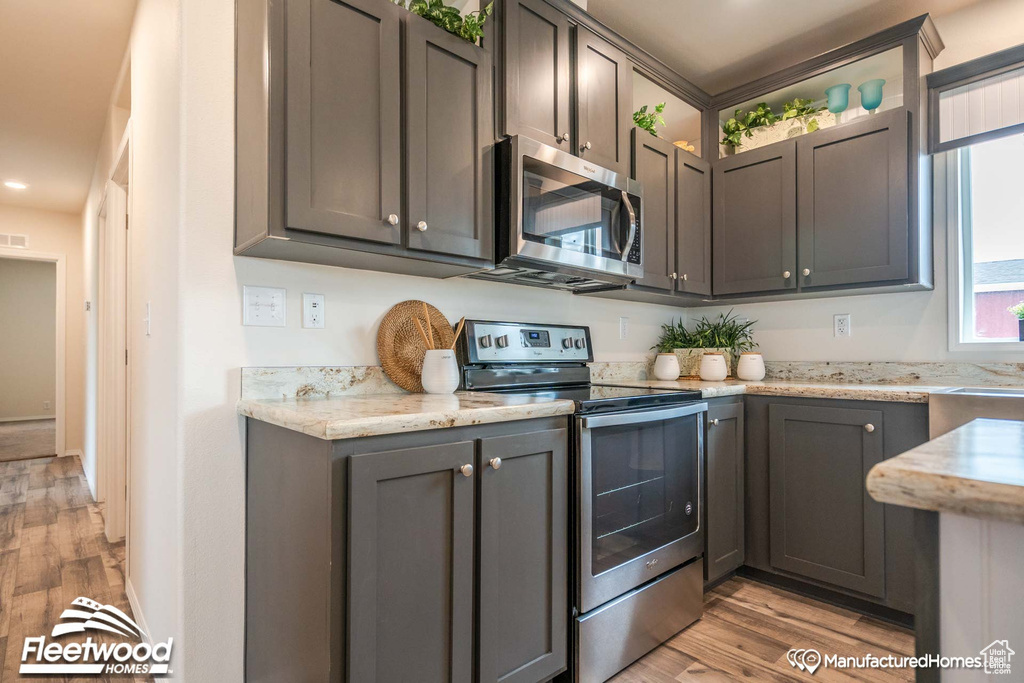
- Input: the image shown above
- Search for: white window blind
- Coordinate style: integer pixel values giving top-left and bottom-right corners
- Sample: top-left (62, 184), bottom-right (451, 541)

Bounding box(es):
top-left (938, 65), bottom-right (1024, 144)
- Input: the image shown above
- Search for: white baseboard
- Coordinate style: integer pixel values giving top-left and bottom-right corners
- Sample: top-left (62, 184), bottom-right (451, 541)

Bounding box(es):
top-left (0, 415), bottom-right (55, 423)
top-left (125, 578), bottom-right (152, 646)
top-left (63, 449), bottom-right (83, 459)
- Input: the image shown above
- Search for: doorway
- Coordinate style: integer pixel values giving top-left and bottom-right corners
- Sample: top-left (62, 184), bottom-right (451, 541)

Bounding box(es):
top-left (0, 251), bottom-right (66, 462)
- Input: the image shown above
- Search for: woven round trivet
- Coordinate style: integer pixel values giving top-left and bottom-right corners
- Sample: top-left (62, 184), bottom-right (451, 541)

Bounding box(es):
top-left (377, 300), bottom-right (455, 392)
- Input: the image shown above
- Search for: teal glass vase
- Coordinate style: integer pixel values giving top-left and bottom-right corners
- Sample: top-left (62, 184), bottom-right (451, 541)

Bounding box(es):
top-left (824, 84), bottom-right (851, 114)
top-left (858, 79), bottom-right (886, 112)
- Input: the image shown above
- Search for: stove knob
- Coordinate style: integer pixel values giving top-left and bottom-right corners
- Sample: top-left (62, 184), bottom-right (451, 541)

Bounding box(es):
top-left (561, 337), bottom-right (573, 349)
top-left (496, 334), bottom-right (509, 348)
top-left (574, 338), bottom-right (586, 349)
top-left (479, 334), bottom-right (493, 348)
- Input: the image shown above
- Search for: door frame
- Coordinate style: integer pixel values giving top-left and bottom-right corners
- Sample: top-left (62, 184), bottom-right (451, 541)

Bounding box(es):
top-left (98, 123), bottom-right (132, 545)
top-left (0, 247), bottom-right (66, 458)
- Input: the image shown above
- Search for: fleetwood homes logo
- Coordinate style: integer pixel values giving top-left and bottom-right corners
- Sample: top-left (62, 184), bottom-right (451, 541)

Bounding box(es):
top-left (20, 596), bottom-right (172, 676)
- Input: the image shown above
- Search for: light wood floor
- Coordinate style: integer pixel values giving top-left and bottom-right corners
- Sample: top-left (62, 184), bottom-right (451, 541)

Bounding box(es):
top-left (613, 576), bottom-right (915, 682)
top-left (0, 455), bottom-right (148, 682)
top-left (0, 420), bottom-right (56, 462)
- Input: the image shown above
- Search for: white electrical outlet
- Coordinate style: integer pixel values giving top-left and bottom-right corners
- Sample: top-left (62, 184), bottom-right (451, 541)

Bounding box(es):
top-left (243, 286), bottom-right (287, 327)
top-left (302, 293), bottom-right (325, 329)
top-left (619, 317), bottom-right (629, 339)
top-left (834, 314), bottom-right (852, 338)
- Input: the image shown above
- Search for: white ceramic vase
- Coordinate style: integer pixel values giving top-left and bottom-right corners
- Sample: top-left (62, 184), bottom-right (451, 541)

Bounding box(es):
top-left (699, 352), bottom-right (728, 381)
top-left (652, 353), bottom-right (681, 380)
top-left (421, 349), bottom-right (460, 394)
top-left (736, 352), bottom-right (766, 381)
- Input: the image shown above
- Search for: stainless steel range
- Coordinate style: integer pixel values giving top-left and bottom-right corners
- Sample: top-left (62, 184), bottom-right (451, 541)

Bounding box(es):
top-left (457, 320), bottom-right (707, 683)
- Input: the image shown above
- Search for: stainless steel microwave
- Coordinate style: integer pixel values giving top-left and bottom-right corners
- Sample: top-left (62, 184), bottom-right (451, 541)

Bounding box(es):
top-left (471, 135), bottom-right (643, 292)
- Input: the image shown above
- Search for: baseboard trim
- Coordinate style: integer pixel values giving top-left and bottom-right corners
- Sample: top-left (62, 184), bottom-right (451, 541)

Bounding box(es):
top-left (0, 415), bottom-right (55, 423)
top-left (63, 449), bottom-right (83, 458)
top-left (125, 578), bottom-right (152, 646)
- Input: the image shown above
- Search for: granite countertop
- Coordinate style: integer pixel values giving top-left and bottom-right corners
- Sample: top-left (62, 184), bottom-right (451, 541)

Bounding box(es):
top-left (598, 378), bottom-right (943, 403)
top-left (866, 418), bottom-right (1024, 524)
top-left (237, 392), bottom-right (576, 440)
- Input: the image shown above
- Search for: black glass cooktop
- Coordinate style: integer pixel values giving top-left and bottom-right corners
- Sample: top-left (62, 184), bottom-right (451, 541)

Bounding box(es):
top-left (493, 384), bottom-right (703, 415)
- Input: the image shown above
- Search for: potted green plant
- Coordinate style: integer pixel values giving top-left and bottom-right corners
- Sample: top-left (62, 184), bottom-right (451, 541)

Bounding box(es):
top-left (720, 98), bottom-right (834, 154)
top-left (633, 102), bottom-right (666, 137)
top-left (401, 0), bottom-right (493, 44)
top-left (1009, 302), bottom-right (1024, 341)
top-left (652, 312), bottom-right (757, 378)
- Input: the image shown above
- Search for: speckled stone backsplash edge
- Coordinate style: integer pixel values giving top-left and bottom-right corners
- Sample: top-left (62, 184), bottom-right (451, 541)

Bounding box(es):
top-left (242, 361), bottom-right (1024, 400)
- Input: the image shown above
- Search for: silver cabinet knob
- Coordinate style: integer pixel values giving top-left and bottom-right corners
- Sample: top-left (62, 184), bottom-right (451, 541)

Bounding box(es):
top-left (581, 141), bottom-right (592, 151)
top-left (783, 270), bottom-right (792, 279)
top-left (864, 424), bottom-right (875, 433)
top-left (460, 464), bottom-right (474, 477)
top-left (710, 418), bottom-right (719, 426)
top-left (386, 213), bottom-right (399, 226)
top-left (682, 273), bottom-right (688, 281)
top-left (670, 272), bottom-right (678, 280)
top-left (489, 458), bottom-right (502, 470)
top-left (802, 268), bottom-right (811, 276)
top-left (416, 221), bottom-right (428, 232)
top-left (560, 132), bottom-right (570, 143)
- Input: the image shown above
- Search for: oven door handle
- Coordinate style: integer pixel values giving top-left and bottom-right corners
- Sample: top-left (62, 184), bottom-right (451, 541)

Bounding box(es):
top-left (619, 190), bottom-right (637, 262)
top-left (580, 402), bottom-right (707, 429)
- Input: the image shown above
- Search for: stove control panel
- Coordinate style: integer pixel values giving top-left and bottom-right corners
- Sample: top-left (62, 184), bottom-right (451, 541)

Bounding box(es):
top-left (460, 320), bottom-right (593, 364)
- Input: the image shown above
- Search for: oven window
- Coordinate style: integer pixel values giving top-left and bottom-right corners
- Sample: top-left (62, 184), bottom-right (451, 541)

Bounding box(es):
top-left (522, 156), bottom-right (626, 262)
top-left (589, 415), bottom-right (698, 576)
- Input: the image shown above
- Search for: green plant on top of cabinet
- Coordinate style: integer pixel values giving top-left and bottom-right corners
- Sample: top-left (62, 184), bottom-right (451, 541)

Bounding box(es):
top-left (235, 0), bottom-right (494, 278)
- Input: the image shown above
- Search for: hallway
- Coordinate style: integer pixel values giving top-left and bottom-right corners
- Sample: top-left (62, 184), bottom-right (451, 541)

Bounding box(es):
top-left (0, 455), bottom-right (147, 682)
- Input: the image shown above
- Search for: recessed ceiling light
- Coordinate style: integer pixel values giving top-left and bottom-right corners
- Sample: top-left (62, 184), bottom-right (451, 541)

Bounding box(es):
top-left (3, 181), bottom-right (28, 190)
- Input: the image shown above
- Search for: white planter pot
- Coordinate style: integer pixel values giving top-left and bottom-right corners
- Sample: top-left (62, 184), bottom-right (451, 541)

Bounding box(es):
top-left (727, 111), bottom-right (836, 154)
top-left (421, 349), bottom-right (459, 394)
top-left (673, 348), bottom-right (733, 378)
top-left (736, 352), bottom-right (766, 381)
top-left (653, 353), bottom-right (681, 380)
top-left (699, 353), bottom-right (729, 382)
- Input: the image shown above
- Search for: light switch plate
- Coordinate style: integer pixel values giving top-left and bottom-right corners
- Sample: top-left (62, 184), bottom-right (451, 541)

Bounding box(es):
top-left (619, 317), bottom-right (629, 340)
top-left (243, 286), bottom-right (287, 327)
top-left (302, 293), bottom-right (325, 329)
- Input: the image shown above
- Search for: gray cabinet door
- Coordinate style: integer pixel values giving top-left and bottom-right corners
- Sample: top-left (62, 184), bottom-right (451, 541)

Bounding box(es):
top-left (349, 441), bottom-right (476, 683)
top-left (575, 27), bottom-right (631, 176)
top-left (712, 141), bottom-right (797, 295)
top-left (502, 0), bottom-right (571, 148)
top-left (478, 428), bottom-right (568, 683)
top-left (286, 0), bottom-right (402, 244)
top-left (768, 404), bottom-right (886, 598)
top-left (705, 400), bottom-right (744, 583)
top-left (405, 16), bottom-right (493, 260)
top-left (797, 108), bottom-right (909, 288)
top-left (631, 130), bottom-right (676, 291)
top-left (676, 152), bottom-right (712, 296)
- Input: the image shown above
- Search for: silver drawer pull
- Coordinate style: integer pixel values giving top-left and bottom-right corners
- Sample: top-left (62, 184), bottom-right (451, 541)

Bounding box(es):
top-left (460, 464), bottom-right (473, 477)
top-left (710, 418), bottom-right (719, 426)
top-left (581, 141), bottom-right (592, 151)
top-left (489, 458), bottom-right (502, 470)
top-left (386, 213), bottom-right (399, 226)
top-left (416, 221), bottom-right (428, 232)
top-left (864, 424), bottom-right (875, 433)
top-left (783, 270), bottom-right (792, 279)
top-left (560, 132), bottom-right (570, 143)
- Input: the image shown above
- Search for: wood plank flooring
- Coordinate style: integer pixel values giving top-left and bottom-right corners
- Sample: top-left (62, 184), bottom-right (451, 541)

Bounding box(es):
top-left (0, 455), bottom-right (148, 682)
top-left (613, 577), bottom-right (915, 682)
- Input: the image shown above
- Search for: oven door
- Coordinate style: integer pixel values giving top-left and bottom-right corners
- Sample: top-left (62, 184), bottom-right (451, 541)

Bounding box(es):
top-left (510, 136), bottom-right (643, 282)
top-left (577, 402), bottom-right (706, 614)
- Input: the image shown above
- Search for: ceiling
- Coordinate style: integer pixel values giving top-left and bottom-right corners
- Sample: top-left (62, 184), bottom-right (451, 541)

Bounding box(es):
top-left (0, 0), bottom-right (136, 214)
top-left (586, 0), bottom-right (986, 96)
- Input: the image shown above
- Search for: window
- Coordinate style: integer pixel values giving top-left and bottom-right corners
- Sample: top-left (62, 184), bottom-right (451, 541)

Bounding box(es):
top-left (953, 133), bottom-right (1024, 346)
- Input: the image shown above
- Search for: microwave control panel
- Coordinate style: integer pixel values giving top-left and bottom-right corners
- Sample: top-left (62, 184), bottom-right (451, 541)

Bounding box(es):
top-left (462, 320), bottom-right (592, 364)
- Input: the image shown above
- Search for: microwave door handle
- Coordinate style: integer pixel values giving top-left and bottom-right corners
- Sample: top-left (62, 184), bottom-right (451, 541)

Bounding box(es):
top-left (620, 190), bottom-right (636, 262)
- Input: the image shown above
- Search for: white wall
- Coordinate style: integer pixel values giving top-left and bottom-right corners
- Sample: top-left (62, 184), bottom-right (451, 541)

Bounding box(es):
top-left (0, 205), bottom-right (85, 449)
top-left (0, 259), bottom-right (56, 420)
top-left (933, 0), bottom-right (1024, 71)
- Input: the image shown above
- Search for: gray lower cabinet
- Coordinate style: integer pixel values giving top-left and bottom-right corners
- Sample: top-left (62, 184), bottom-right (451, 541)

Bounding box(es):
top-left (349, 441), bottom-right (477, 682)
top-left (501, 0), bottom-right (572, 148)
top-left (796, 108), bottom-right (909, 289)
top-left (575, 26), bottom-right (632, 176)
top-left (244, 416), bottom-right (569, 683)
top-left (705, 398), bottom-right (744, 584)
top-left (712, 141), bottom-right (797, 295)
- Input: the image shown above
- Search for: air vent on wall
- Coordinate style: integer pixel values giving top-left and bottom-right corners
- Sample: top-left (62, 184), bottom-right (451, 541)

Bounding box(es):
top-left (0, 234), bottom-right (28, 248)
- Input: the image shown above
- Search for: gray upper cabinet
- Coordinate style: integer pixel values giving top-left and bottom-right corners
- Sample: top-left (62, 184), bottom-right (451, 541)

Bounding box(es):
top-left (478, 428), bottom-right (568, 683)
top-left (768, 404), bottom-right (886, 598)
top-left (797, 108), bottom-right (910, 289)
top-left (631, 130), bottom-right (676, 292)
top-left (713, 141), bottom-right (797, 295)
top-left (705, 400), bottom-right (744, 584)
top-left (405, 16), bottom-right (494, 260)
top-left (501, 0), bottom-right (572, 148)
top-left (575, 27), bottom-right (632, 176)
top-left (675, 152), bottom-right (712, 296)
top-left (349, 441), bottom-right (476, 683)
top-left (285, 0), bottom-right (403, 244)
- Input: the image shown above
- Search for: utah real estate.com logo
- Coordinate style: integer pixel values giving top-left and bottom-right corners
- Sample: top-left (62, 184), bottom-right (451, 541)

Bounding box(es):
top-left (20, 596), bottom-right (172, 676)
